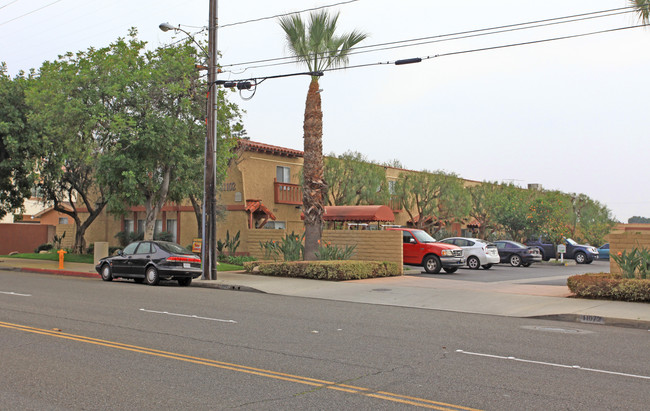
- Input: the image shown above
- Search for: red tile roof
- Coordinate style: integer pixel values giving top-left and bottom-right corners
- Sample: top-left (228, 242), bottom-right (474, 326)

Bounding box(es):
top-left (238, 139), bottom-right (303, 158)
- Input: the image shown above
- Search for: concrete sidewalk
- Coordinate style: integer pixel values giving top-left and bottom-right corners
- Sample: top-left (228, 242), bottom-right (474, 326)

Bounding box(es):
top-left (1, 258), bottom-right (649, 329)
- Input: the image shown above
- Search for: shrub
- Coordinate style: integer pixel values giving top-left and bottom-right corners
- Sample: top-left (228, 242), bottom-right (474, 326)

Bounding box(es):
top-left (154, 231), bottom-right (173, 242)
top-left (612, 247), bottom-right (650, 279)
top-left (243, 260), bottom-right (401, 281)
top-left (567, 273), bottom-right (650, 302)
top-left (115, 231), bottom-right (144, 247)
top-left (315, 241), bottom-right (356, 260)
top-left (259, 232), bottom-right (304, 261)
top-left (222, 255), bottom-right (256, 266)
top-left (35, 243), bottom-right (53, 253)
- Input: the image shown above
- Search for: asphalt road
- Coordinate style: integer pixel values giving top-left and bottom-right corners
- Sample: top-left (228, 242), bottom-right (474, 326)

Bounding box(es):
top-left (1, 268), bottom-right (648, 411)
top-left (407, 259), bottom-right (610, 286)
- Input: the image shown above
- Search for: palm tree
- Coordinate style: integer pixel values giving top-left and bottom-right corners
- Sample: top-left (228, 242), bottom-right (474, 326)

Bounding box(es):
top-left (279, 11), bottom-right (367, 260)
top-left (631, 0), bottom-right (650, 24)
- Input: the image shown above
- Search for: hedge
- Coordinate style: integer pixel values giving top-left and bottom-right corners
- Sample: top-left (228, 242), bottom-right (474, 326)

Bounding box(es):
top-left (243, 260), bottom-right (401, 281)
top-left (567, 273), bottom-right (650, 303)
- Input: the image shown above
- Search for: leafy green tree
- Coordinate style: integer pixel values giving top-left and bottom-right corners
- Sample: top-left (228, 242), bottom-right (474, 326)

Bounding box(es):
top-left (394, 170), bottom-right (470, 234)
top-left (631, 0), bottom-right (650, 24)
top-left (0, 64), bottom-right (40, 220)
top-left (26, 35), bottom-right (148, 253)
top-left (99, 36), bottom-right (223, 241)
top-left (527, 190), bottom-right (572, 244)
top-left (279, 10), bottom-right (368, 260)
top-left (325, 151), bottom-right (388, 206)
top-left (492, 184), bottom-right (532, 242)
top-left (578, 200), bottom-right (616, 246)
top-left (467, 182), bottom-right (502, 239)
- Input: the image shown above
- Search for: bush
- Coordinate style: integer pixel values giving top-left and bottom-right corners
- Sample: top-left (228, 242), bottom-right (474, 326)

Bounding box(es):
top-left (259, 232), bottom-right (304, 261)
top-left (611, 247), bottom-right (650, 279)
top-left (221, 255), bottom-right (256, 266)
top-left (243, 260), bottom-right (401, 281)
top-left (567, 273), bottom-right (650, 302)
top-left (34, 243), bottom-right (53, 253)
top-left (315, 241), bottom-right (356, 260)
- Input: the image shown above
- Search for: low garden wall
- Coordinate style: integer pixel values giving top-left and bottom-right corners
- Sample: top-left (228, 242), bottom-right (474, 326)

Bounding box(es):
top-left (246, 229), bottom-right (403, 275)
top-left (609, 225), bottom-right (650, 276)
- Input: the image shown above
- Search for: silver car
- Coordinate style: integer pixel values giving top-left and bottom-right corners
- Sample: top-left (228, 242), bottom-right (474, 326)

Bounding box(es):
top-left (439, 237), bottom-right (500, 270)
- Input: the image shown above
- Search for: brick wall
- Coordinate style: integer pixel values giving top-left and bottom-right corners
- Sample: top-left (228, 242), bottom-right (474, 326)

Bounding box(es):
top-left (246, 229), bottom-right (403, 274)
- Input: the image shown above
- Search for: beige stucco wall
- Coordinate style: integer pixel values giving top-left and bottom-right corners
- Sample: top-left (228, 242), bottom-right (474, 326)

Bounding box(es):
top-left (609, 225), bottom-right (650, 275)
top-left (246, 229), bottom-right (403, 274)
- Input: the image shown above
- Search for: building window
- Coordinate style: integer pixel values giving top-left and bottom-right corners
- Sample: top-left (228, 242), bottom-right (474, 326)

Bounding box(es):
top-left (137, 219), bottom-right (145, 234)
top-left (235, 192), bottom-right (242, 202)
top-left (166, 219), bottom-right (177, 242)
top-left (388, 180), bottom-right (396, 195)
top-left (264, 221), bottom-right (286, 230)
top-left (124, 219), bottom-right (134, 233)
top-left (58, 217), bottom-right (69, 224)
top-left (276, 166), bottom-right (290, 183)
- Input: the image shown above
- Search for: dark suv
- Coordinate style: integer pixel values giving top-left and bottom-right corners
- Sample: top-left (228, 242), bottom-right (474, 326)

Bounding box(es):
top-left (525, 237), bottom-right (599, 264)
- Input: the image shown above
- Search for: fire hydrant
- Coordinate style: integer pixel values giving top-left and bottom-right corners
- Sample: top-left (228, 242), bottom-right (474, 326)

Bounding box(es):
top-left (57, 249), bottom-right (66, 269)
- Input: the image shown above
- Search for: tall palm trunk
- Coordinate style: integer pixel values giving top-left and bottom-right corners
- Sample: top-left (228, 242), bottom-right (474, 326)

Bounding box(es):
top-left (302, 78), bottom-right (327, 260)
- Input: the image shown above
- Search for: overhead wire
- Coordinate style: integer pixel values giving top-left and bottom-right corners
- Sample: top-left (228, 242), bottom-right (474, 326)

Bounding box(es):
top-left (0, 0), bottom-right (64, 26)
top-left (219, 5), bottom-right (640, 73)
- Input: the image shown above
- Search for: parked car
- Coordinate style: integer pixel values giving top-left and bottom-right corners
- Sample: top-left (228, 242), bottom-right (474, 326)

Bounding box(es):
top-left (525, 237), bottom-right (599, 264)
top-left (494, 240), bottom-right (542, 267)
top-left (439, 237), bottom-right (500, 269)
top-left (96, 240), bottom-right (202, 286)
top-left (598, 243), bottom-right (610, 260)
top-left (387, 227), bottom-right (464, 274)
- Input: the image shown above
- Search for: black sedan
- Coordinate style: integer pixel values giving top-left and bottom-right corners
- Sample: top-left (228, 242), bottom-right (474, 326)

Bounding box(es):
top-left (493, 240), bottom-right (542, 267)
top-left (96, 241), bottom-right (202, 286)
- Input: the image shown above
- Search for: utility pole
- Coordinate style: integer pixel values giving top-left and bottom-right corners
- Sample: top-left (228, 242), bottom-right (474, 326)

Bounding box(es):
top-left (203, 0), bottom-right (218, 280)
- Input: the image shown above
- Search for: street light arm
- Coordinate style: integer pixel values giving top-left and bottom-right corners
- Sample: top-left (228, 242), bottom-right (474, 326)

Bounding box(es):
top-left (159, 22), bottom-right (209, 57)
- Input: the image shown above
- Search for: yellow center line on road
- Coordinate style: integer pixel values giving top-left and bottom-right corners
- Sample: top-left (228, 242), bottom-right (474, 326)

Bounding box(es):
top-left (0, 320), bottom-right (480, 411)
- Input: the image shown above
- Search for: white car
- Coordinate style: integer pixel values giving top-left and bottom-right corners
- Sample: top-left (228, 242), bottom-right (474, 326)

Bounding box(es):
top-left (439, 237), bottom-right (500, 270)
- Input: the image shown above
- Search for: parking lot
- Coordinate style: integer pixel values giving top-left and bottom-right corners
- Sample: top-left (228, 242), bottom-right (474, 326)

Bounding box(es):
top-left (406, 259), bottom-right (610, 287)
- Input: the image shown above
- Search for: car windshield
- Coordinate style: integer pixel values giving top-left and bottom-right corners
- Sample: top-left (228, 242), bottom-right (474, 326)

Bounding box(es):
top-left (566, 238), bottom-right (578, 246)
top-left (157, 241), bottom-right (193, 255)
top-left (412, 230), bottom-right (436, 243)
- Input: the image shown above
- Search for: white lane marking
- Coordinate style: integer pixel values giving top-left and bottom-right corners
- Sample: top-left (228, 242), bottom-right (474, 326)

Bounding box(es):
top-left (0, 291), bottom-right (31, 297)
top-left (139, 308), bottom-right (237, 323)
top-left (456, 350), bottom-right (650, 380)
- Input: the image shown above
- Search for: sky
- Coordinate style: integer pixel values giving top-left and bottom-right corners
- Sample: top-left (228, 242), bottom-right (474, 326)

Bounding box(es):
top-left (2, 0), bottom-right (649, 223)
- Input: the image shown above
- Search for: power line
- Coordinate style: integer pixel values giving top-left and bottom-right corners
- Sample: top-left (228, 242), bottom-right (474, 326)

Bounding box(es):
top-left (220, 5), bottom-right (639, 72)
top-left (220, 0), bottom-right (360, 28)
top-left (325, 24), bottom-right (648, 73)
top-left (0, 0), bottom-right (21, 11)
top-left (0, 0), bottom-right (64, 26)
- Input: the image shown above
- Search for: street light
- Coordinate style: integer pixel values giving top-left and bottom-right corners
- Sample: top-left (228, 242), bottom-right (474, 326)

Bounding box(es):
top-left (159, 0), bottom-right (218, 280)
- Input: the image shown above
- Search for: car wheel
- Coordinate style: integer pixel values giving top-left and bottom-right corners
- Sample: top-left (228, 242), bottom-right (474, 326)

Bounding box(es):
top-left (522, 262), bottom-right (531, 267)
top-left (482, 264), bottom-right (493, 269)
top-left (178, 278), bottom-right (192, 287)
top-left (145, 266), bottom-right (160, 286)
top-left (100, 264), bottom-right (113, 282)
top-left (423, 255), bottom-right (442, 274)
top-left (467, 256), bottom-right (480, 270)
top-left (575, 252), bottom-right (587, 264)
top-left (509, 254), bottom-right (522, 267)
top-left (443, 267), bottom-right (458, 274)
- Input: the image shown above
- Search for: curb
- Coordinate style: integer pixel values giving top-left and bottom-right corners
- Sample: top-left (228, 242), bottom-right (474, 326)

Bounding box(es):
top-left (190, 281), bottom-right (263, 293)
top-left (528, 313), bottom-right (650, 330)
top-left (19, 267), bottom-right (100, 278)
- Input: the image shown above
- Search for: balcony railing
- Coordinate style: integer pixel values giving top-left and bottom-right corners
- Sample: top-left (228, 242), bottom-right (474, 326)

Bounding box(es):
top-left (274, 179), bottom-right (302, 205)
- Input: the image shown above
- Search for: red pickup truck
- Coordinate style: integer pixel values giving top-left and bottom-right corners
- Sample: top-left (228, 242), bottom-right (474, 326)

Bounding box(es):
top-left (387, 227), bottom-right (465, 274)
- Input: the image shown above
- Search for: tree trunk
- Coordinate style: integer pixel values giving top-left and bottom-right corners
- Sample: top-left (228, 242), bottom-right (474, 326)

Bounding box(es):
top-left (302, 79), bottom-right (326, 260)
top-left (189, 194), bottom-right (202, 237)
top-left (143, 168), bottom-right (172, 241)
